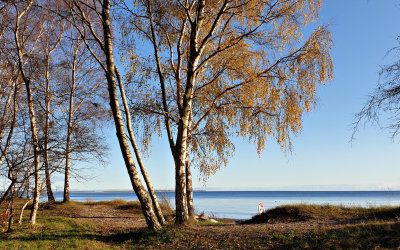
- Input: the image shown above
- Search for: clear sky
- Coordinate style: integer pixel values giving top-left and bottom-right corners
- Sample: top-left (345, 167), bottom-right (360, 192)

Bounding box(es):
top-left (51, 0), bottom-right (400, 192)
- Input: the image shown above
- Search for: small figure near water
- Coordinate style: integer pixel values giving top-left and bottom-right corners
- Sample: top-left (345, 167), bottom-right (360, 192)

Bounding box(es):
top-left (258, 202), bottom-right (264, 214)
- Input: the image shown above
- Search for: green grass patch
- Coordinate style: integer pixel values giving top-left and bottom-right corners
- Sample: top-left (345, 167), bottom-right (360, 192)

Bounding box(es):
top-left (0, 216), bottom-right (113, 249)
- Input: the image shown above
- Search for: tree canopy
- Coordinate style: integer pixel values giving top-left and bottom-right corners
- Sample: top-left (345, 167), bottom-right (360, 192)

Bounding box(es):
top-left (118, 0), bottom-right (333, 223)
top-left (120, 0), bottom-right (333, 178)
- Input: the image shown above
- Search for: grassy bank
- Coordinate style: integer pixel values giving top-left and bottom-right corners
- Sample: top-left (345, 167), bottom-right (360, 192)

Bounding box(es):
top-left (0, 200), bottom-right (399, 249)
top-left (244, 204), bottom-right (400, 223)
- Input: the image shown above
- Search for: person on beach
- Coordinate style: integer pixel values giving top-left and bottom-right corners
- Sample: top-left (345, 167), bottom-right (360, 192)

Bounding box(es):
top-left (258, 203), bottom-right (264, 214)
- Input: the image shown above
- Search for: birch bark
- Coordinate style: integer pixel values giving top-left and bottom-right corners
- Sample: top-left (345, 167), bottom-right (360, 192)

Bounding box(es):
top-left (14, 0), bottom-right (41, 225)
top-left (101, 0), bottom-right (161, 230)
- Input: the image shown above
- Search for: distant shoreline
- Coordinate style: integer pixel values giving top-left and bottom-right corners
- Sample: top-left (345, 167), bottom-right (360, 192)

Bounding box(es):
top-left (55, 189), bottom-right (203, 193)
top-left (54, 190), bottom-right (400, 194)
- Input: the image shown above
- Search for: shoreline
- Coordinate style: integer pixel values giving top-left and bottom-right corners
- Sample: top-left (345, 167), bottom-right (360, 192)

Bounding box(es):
top-left (55, 190), bottom-right (400, 193)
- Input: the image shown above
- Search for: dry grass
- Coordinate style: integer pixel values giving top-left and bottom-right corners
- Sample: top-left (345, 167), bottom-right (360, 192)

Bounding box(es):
top-left (243, 203), bottom-right (400, 224)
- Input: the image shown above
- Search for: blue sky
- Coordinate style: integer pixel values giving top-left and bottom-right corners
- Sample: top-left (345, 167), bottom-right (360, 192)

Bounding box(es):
top-left (57, 0), bottom-right (400, 192)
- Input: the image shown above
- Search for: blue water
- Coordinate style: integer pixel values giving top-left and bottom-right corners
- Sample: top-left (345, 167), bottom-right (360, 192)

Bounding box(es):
top-left (52, 191), bottom-right (400, 219)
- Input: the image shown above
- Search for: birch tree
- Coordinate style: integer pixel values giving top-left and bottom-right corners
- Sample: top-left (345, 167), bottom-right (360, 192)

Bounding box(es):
top-left (11, 0), bottom-right (44, 225)
top-left (0, 63), bottom-right (22, 204)
top-left (354, 38), bottom-right (400, 139)
top-left (3, 0), bottom-right (63, 223)
top-left (119, 0), bottom-right (333, 224)
top-left (57, 24), bottom-right (109, 202)
top-left (0, 1), bottom-right (111, 227)
top-left (65, 0), bottom-right (164, 230)
top-left (36, 3), bottom-right (64, 203)
top-left (0, 50), bottom-right (19, 167)
top-left (0, 1), bottom-right (28, 209)
top-left (0, 120), bottom-right (33, 229)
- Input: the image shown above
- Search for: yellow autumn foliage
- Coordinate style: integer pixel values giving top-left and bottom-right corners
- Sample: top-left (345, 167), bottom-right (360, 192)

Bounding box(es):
top-left (119, 0), bottom-right (333, 180)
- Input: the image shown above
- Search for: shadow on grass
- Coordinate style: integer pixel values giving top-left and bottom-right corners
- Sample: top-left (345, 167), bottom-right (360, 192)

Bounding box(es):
top-left (98, 226), bottom-right (184, 245)
top-left (0, 229), bottom-right (99, 242)
top-left (2, 222), bottom-right (400, 249)
top-left (69, 216), bottom-right (137, 219)
top-left (0, 226), bottom-right (183, 248)
top-left (272, 222), bottom-right (400, 249)
top-left (361, 207), bottom-right (400, 220)
top-left (0, 216), bottom-right (101, 244)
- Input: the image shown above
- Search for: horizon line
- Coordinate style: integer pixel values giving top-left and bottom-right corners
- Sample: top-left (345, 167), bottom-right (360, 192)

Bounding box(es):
top-left (57, 189), bottom-right (400, 193)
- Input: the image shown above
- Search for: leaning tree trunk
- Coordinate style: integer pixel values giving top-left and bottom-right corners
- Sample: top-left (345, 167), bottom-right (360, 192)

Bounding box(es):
top-left (0, 81), bottom-right (17, 166)
top-left (0, 180), bottom-right (16, 205)
top-left (101, 0), bottom-right (161, 230)
top-left (18, 199), bottom-right (31, 224)
top-left (14, 1), bottom-right (40, 224)
top-left (115, 68), bottom-right (165, 226)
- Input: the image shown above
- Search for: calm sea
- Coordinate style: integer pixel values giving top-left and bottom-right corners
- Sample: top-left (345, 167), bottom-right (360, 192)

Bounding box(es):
top-left (53, 191), bottom-right (400, 219)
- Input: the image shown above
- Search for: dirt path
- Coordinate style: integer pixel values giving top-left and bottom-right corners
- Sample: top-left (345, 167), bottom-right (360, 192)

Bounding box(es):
top-left (48, 203), bottom-right (147, 231)
top-left (73, 205), bottom-right (147, 230)
top-left (53, 203), bottom-right (393, 234)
